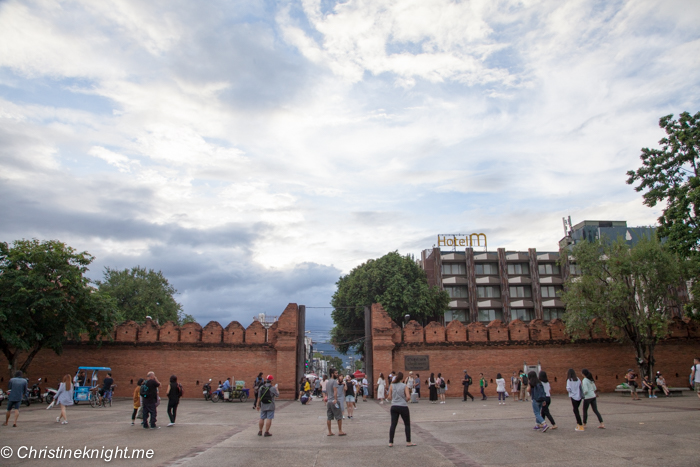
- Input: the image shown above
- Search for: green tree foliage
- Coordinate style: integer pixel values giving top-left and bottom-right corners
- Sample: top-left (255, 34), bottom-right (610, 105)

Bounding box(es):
top-left (627, 111), bottom-right (700, 313)
top-left (330, 251), bottom-right (449, 354)
top-left (97, 266), bottom-right (193, 325)
top-left (560, 236), bottom-right (683, 379)
top-left (0, 239), bottom-right (119, 378)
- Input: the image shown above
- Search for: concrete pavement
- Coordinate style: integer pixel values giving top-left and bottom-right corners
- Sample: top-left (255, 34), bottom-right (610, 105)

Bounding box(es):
top-left (1, 393), bottom-right (699, 466)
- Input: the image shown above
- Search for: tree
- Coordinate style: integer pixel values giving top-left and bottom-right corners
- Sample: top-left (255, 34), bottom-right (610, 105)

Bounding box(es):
top-left (0, 239), bottom-right (119, 378)
top-left (626, 111), bottom-right (700, 313)
top-left (96, 266), bottom-right (193, 325)
top-left (330, 251), bottom-right (450, 353)
top-left (560, 236), bottom-right (683, 379)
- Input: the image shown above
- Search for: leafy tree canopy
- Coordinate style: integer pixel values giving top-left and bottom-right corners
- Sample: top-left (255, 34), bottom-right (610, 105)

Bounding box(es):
top-left (96, 266), bottom-right (193, 325)
top-left (0, 239), bottom-right (119, 378)
top-left (560, 236), bottom-right (683, 379)
top-left (626, 111), bottom-right (700, 314)
top-left (330, 251), bottom-right (449, 354)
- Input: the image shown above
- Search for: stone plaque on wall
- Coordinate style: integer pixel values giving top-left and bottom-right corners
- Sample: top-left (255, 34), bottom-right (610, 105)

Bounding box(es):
top-left (404, 355), bottom-right (429, 371)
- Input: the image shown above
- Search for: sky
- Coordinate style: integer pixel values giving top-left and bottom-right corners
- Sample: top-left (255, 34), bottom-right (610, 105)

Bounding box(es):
top-left (1, 0), bottom-right (699, 331)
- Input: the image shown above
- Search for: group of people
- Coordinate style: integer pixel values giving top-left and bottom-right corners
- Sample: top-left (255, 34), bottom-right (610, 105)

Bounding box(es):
top-left (130, 371), bottom-right (182, 429)
top-left (624, 368), bottom-right (673, 399)
top-left (376, 371), bottom-right (422, 404)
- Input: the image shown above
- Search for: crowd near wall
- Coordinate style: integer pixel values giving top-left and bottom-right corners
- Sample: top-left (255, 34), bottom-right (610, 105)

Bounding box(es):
top-left (371, 304), bottom-right (700, 396)
top-left (0, 304), bottom-right (300, 400)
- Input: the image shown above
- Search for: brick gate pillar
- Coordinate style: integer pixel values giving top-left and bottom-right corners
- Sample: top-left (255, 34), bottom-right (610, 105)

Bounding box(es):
top-left (371, 304), bottom-right (397, 398)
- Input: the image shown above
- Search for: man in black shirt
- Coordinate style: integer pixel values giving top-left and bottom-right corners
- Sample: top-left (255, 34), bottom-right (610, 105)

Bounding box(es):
top-left (462, 370), bottom-right (474, 401)
top-left (142, 371), bottom-right (161, 429)
top-left (100, 373), bottom-right (114, 398)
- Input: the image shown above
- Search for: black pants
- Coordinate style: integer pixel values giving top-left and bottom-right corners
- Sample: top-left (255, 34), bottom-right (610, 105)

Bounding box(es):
top-left (142, 399), bottom-right (157, 428)
top-left (389, 405), bottom-right (411, 443)
top-left (167, 401), bottom-right (178, 423)
top-left (583, 398), bottom-right (603, 424)
top-left (541, 396), bottom-right (555, 425)
top-left (253, 389), bottom-right (259, 408)
top-left (463, 385), bottom-right (474, 401)
top-left (414, 388), bottom-right (420, 397)
top-left (132, 408), bottom-right (138, 421)
top-left (570, 398), bottom-right (582, 425)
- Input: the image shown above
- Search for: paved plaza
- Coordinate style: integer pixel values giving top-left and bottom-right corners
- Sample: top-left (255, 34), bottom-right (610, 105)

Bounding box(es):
top-left (1, 393), bottom-right (699, 466)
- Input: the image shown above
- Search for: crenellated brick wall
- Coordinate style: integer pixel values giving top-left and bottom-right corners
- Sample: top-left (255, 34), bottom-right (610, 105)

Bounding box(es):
top-left (371, 304), bottom-right (699, 397)
top-left (0, 304), bottom-right (301, 400)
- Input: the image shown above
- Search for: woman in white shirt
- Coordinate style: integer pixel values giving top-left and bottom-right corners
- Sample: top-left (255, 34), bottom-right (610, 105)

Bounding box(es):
top-left (496, 373), bottom-right (506, 405)
top-left (566, 368), bottom-right (584, 431)
top-left (377, 373), bottom-right (386, 404)
top-left (538, 370), bottom-right (556, 429)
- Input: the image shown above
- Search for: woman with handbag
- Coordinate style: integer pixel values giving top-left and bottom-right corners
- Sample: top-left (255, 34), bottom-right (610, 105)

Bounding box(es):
top-left (132, 378), bottom-right (143, 425)
top-left (437, 373), bottom-right (446, 404)
top-left (54, 374), bottom-right (74, 425)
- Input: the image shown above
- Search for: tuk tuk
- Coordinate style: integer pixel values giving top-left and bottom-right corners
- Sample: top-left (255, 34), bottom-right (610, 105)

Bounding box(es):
top-left (73, 367), bottom-right (111, 405)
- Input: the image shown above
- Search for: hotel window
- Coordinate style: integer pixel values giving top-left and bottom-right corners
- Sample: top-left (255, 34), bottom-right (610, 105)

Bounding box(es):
top-left (450, 309), bottom-right (469, 323)
top-left (569, 264), bottom-right (582, 275)
top-left (442, 263), bottom-right (466, 275)
top-left (477, 286), bottom-right (500, 298)
top-left (509, 286), bottom-right (532, 298)
top-left (478, 309), bottom-right (503, 322)
top-left (543, 308), bottom-right (566, 320)
top-left (511, 308), bottom-right (534, 322)
top-left (475, 263), bottom-right (498, 275)
top-left (507, 263), bottom-right (529, 275)
top-left (541, 286), bottom-right (561, 298)
top-left (445, 286), bottom-right (468, 298)
top-left (538, 263), bottom-right (560, 275)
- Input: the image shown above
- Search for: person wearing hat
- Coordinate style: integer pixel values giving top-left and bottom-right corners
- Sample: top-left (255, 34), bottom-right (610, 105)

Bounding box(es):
top-left (462, 370), bottom-right (474, 402)
top-left (256, 375), bottom-right (279, 437)
top-left (655, 372), bottom-right (670, 397)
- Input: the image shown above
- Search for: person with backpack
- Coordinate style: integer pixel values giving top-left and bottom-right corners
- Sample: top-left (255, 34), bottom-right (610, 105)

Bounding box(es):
top-left (256, 375), bottom-right (279, 437)
top-left (166, 375), bottom-right (182, 427)
top-left (462, 370), bottom-right (474, 402)
top-left (519, 371), bottom-right (529, 401)
top-left (479, 373), bottom-right (488, 400)
top-left (437, 373), bottom-right (447, 404)
top-left (566, 369), bottom-right (584, 431)
top-left (528, 371), bottom-right (548, 432)
top-left (141, 371), bottom-right (161, 430)
top-left (252, 372), bottom-right (264, 409)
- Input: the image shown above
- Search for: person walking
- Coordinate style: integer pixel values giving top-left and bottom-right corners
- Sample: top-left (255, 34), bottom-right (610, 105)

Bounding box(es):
top-left (3, 371), bottom-right (28, 427)
top-left (256, 375), bottom-right (280, 437)
top-left (428, 373), bottom-right (438, 403)
top-left (566, 369), bottom-right (584, 431)
top-left (325, 368), bottom-right (346, 436)
top-left (625, 368), bottom-right (641, 400)
top-left (479, 373), bottom-right (488, 400)
top-left (321, 375), bottom-right (329, 399)
top-left (142, 371), bottom-right (161, 430)
top-left (692, 357), bottom-right (700, 400)
top-left (166, 375), bottom-right (182, 427)
top-left (388, 371), bottom-right (416, 447)
top-left (414, 374), bottom-right (421, 399)
top-left (315, 377), bottom-right (322, 398)
top-left (437, 373), bottom-right (446, 404)
top-left (581, 369), bottom-right (605, 429)
top-left (252, 372), bottom-right (264, 409)
top-left (132, 378), bottom-right (143, 425)
top-left (462, 370), bottom-right (474, 402)
top-left (511, 371), bottom-right (520, 402)
top-left (496, 373), bottom-right (506, 405)
top-left (54, 374), bottom-right (74, 425)
top-left (539, 371), bottom-right (556, 429)
top-left (345, 375), bottom-right (356, 419)
top-left (528, 371), bottom-right (548, 432)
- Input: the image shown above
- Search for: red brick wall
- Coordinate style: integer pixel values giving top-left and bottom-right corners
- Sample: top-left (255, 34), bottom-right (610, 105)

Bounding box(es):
top-left (0, 304), bottom-right (300, 400)
top-left (371, 304), bottom-right (699, 396)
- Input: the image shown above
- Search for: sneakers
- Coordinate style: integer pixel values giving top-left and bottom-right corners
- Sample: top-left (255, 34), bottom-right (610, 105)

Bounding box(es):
top-left (533, 425), bottom-right (541, 430)
top-left (61, 420), bottom-right (68, 425)
top-left (264, 432), bottom-right (272, 437)
top-left (575, 425), bottom-right (585, 431)
top-left (151, 426), bottom-right (160, 429)
top-left (258, 431), bottom-right (263, 436)
top-left (131, 422), bottom-right (134, 426)
top-left (541, 424), bottom-right (549, 433)
top-left (56, 416), bottom-right (61, 423)
top-left (167, 423), bottom-right (174, 427)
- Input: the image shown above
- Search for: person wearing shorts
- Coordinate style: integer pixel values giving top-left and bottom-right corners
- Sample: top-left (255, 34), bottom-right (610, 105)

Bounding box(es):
top-left (4, 371), bottom-right (28, 427)
top-left (256, 375), bottom-right (279, 437)
top-left (324, 368), bottom-right (345, 436)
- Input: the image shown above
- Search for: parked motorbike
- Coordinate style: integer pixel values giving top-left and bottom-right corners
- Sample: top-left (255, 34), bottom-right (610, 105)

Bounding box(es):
top-left (0, 389), bottom-right (5, 406)
top-left (203, 379), bottom-right (212, 401)
top-left (44, 386), bottom-right (57, 405)
top-left (27, 378), bottom-right (43, 403)
top-left (211, 384), bottom-right (224, 402)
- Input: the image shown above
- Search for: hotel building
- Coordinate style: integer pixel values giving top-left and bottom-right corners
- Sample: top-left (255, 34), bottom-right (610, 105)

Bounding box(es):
top-left (420, 220), bottom-right (659, 325)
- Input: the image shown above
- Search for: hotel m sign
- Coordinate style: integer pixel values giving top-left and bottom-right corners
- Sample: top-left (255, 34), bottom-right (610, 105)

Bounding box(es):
top-left (438, 233), bottom-right (487, 250)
